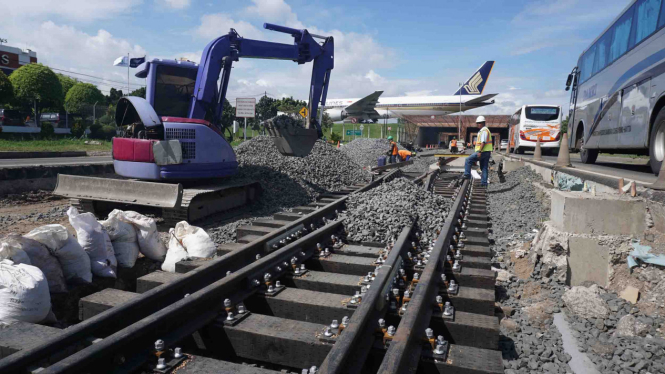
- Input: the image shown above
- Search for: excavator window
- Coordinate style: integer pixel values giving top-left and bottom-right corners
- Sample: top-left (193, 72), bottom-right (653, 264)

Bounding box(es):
top-left (154, 65), bottom-right (198, 118)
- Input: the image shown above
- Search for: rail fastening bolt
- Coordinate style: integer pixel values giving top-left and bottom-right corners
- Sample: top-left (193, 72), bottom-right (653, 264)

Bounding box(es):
top-left (276, 280), bottom-right (282, 288)
top-left (441, 274), bottom-right (447, 282)
top-left (404, 290), bottom-right (410, 298)
top-left (453, 260), bottom-right (460, 270)
top-left (268, 285), bottom-right (275, 292)
top-left (414, 273), bottom-right (420, 280)
top-left (436, 295), bottom-right (443, 304)
top-left (387, 326), bottom-right (396, 336)
top-left (324, 326), bottom-right (333, 337)
top-left (331, 319), bottom-right (339, 329)
top-left (342, 316), bottom-right (350, 326)
top-left (379, 318), bottom-right (386, 328)
top-left (256, 254), bottom-right (261, 260)
top-left (224, 299), bottom-right (232, 308)
top-left (252, 279), bottom-right (261, 287)
top-left (237, 304), bottom-right (246, 314)
top-left (264, 273), bottom-right (271, 282)
top-left (426, 328), bottom-right (434, 339)
top-left (227, 312), bottom-right (235, 321)
top-left (226, 271), bottom-right (232, 276)
top-left (301, 264), bottom-right (306, 270)
top-left (155, 339), bottom-right (165, 351)
top-left (174, 347), bottom-right (182, 358)
top-left (310, 366), bottom-right (318, 374)
top-left (156, 357), bottom-right (166, 370)
top-left (434, 344), bottom-right (446, 355)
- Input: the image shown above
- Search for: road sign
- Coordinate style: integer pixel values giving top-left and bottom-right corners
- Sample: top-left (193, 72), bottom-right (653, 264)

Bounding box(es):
top-left (351, 117), bottom-right (358, 124)
top-left (299, 107), bottom-right (309, 118)
top-left (388, 126), bottom-right (392, 131)
top-left (346, 130), bottom-right (362, 136)
top-left (236, 98), bottom-right (256, 118)
top-left (359, 125), bottom-right (364, 131)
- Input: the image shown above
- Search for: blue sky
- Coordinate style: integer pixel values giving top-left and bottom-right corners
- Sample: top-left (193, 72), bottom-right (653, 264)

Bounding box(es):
top-left (1, 0), bottom-right (631, 114)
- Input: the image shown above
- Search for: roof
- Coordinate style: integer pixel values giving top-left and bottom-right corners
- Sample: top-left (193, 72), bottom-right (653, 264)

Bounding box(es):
top-left (402, 114), bottom-right (510, 128)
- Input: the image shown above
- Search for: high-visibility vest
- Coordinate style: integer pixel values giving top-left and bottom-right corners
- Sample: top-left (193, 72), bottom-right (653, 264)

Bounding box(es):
top-left (450, 139), bottom-right (457, 147)
top-left (390, 142), bottom-right (398, 155)
top-left (475, 127), bottom-right (493, 152)
top-left (398, 150), bottom-right (411, 159)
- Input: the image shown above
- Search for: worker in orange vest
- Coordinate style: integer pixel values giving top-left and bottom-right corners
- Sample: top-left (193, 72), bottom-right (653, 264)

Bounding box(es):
top-left (398, 149), bottom-right (413, 161)
top-left (387, 136), bottom-right (398, 163)
top-left (450, 137), bottom-right (458, 153)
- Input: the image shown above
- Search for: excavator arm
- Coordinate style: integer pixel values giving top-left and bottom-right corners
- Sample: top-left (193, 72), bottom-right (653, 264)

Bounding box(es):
top-left (189, 24), bottom-right (334, 146)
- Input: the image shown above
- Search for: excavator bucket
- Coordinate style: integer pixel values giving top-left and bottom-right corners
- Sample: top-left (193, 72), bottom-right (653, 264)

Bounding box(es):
top-left (266, 120), bottom-right (319, 157)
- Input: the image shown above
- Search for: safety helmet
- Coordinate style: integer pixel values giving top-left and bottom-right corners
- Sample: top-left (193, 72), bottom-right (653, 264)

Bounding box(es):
top-left (412, 152), bottom-right (417, 156)
top-left (387, 136), bottom-right (393, 140)
top-left (476, 116), bottom-right (486, 123)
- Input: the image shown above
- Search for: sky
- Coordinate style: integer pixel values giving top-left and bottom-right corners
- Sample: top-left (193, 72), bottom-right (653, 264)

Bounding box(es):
top-left (0, 0), bottom-right (631, 115)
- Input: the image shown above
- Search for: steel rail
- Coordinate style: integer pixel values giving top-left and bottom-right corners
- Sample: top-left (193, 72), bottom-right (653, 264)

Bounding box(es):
top-left (370, 159), bottom-right (414, 172)
top-left (40, 220), bottom-right (345, 373)
top-left (318, 222), bottom-right (414, 374)
top-left (0, 171), bottom-right (397, 374)
top-left (378, 179), bottom-right (469, 373)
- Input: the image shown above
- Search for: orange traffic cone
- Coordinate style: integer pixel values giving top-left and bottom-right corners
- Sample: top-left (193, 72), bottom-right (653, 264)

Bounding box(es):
top-left (555, 133), bottom-right (572, 168)
top-left (337, 141), bottom-right (340, 148)
top-left (533, 138), bottom-right (542, 161)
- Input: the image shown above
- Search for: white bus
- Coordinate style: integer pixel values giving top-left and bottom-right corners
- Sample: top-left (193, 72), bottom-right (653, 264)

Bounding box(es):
top-left (565, 0), bottom-right (665, 174)
top-left (507, 105), bottom-right (562, 155)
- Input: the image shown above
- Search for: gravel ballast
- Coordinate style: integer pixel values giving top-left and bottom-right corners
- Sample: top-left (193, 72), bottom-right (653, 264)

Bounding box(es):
top-left (340, 177), bottom-right (450, 243)
top-left (340, 138), bottom-right (394, 169)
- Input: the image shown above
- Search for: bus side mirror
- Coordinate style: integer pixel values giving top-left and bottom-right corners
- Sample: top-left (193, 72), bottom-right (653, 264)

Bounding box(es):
top-left (565, 86), bottom-right (570, 91)
top-left (565, 74), bottom-right (573, 87)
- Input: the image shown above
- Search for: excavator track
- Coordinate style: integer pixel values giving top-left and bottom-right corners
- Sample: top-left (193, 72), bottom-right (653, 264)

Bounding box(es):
top-left (55, 174), bottom-right (261, 225)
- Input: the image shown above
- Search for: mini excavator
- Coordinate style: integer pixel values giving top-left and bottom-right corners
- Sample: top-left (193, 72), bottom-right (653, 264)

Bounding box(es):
top-left (55, 24), bottom-right (334, 223)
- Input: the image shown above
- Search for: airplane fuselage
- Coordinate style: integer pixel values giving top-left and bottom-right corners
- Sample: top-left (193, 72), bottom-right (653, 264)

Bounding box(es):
top-left (324, 95), bottom-right (493, 121)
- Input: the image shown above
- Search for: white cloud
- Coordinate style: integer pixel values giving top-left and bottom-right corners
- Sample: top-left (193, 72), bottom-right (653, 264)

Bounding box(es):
top-left (195, 13), bottom-right (264, 40)
top-left (2, 0), bottom-right (140, 22)
top-left (244, 0), bottom-right (303, 28)
top-left (508, 86), bottom-right (520, 91)
top-left (157, 0), bottom-right (191, 10)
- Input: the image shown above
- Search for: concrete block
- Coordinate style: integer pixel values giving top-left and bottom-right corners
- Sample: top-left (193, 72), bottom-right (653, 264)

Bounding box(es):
top-left (306, 254), bottom-right (376, 276)
top-left (429, 311), bottom-right (499, 350)
top-left (526, 162), bottom-right (553, 184)
top-left (550, 190), bottom-right (645, 236)
top-left (423, 344), bottom-right (504, 374)
top-left (445, 286), bottom-right (495, 316)
top-left (444, 267), bottom-right (496, 289)
top-left (245, 288), bottom-right (349, 325)
top-left (568, 237), bottom-right (610, 287)
top-left (283, 271), bottom-right (360, 296)
top-left (79, 288), bottom-right (139, 321)
top-left (136, 271), bottom-right (185, 293)
top-left (619, 286), bottom-right (640, 304)
top-left (503, 159), bottom-right (525, 172)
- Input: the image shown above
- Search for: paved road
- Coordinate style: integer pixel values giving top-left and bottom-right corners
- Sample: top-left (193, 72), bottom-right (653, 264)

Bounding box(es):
top-left (509, 151), bottom-right (657, 184)
top-left (0, 156), bottom-right (113, 168)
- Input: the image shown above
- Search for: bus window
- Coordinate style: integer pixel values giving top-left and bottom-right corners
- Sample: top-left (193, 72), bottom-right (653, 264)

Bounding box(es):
top-left (659, 0), bottom-right (665, 28)
top-left (632, 0), bottom-right (661, 46)
top-left (525, 107), bottom-right (559, 122)
top-left (580, 45), bottom-right (596, 83)
top-left (593, 31), bottom-right (612, 74)
top-left (610, 6), bottom-right (634, 62)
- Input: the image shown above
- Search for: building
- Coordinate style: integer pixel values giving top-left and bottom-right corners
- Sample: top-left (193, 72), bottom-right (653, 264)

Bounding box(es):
top-left (0, 44), bottom-right (37, 76)
top-left (401, 114), bottom-right (510, 147)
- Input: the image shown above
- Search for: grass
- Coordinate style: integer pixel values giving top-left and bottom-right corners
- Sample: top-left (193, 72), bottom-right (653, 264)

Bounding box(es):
top-left (0, 138), bottom-right (112, 152)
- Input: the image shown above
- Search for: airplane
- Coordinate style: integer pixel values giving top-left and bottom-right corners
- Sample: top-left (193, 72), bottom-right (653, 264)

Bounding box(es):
top-left (324, 61), bottom-right (497, 123)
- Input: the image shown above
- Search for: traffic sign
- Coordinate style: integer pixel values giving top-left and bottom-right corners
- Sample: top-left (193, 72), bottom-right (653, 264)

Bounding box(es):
top-left (346, 130), bottom-right (362, 136)
top-left (351, 117), bottom-right (358, 124)
top-left (388, 126), bottom-right (392, 131)
top-left (299, 107), bottom-right (309, 118)
top-left (236, 98), bottom-right (256, 118)
top-left (359, 124), bottom-right (364, 131)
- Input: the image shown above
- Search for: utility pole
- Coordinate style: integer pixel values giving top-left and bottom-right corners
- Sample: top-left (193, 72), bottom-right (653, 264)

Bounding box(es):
top-left (459, 82), bottom-right (462, 142)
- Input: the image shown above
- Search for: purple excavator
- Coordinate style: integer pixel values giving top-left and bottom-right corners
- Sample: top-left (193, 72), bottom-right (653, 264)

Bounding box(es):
top-left (54, 24), bottom-right (334, 223)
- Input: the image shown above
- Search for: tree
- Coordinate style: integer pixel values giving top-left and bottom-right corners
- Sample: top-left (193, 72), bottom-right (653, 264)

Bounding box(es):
top-left (277, 96), bottom-right (307, 114)
top-left (320, 110), bottom-right (333, 132)
top-left (219, 98), bottom-right (236, 139)
top-left (0, 70), bottom-right (13, 105)
top-left (9, 63), bottom-right (63, 126)
top-left (129, 87), bottom-right (146, 98)
top-left (57, 74), bottom-right (77, 100)
top-left (64, 83), bottom-right (105, 116)
top-left (106, 88), bottom-right (123, 105)
top-left (561, 115), bottom-right (569, 135)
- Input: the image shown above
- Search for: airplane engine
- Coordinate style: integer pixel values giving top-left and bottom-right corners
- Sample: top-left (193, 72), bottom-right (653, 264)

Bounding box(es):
top-left (325, 108), bottom-right (347, 121)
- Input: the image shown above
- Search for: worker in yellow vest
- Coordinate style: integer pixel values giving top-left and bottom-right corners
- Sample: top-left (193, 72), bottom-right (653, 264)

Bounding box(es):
top-left (463, 116), bottom-right (493, 186)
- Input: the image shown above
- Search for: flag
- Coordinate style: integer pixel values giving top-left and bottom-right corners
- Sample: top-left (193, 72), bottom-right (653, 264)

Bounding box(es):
top-left (130, 56), bottom-right (146, 68)
top-left (113, 56), bottom-right (129, 67)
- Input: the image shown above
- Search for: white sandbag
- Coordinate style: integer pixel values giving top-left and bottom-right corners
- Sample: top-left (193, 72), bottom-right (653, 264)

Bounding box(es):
top-left (173, 221), bottom-right (216, 259)
top-left (25, 224), bottom-right (92, 283)
top-left (0, 259), bottom-right (51, 325)
top-left (162, 229), bottom-right (189, 272)
top-left (0, 241), bottom-right (31, 265)
top-left (2, 234), bottom-right (68, 293)
top-left (67, 207), bottom-right (117, 278)
top-left (120, 211), bottom-right (167, 261)
top-left (101, 210), bottom-right (139, 268)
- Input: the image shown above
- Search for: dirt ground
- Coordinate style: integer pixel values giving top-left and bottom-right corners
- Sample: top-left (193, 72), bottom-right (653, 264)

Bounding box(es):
top-left (0, 192), bottom-right (73, 237)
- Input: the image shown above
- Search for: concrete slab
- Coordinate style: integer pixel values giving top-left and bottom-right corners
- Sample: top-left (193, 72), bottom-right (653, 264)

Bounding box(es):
top-left (503, 159), bottom-right (525, 172)
top-left (568, 237), bottom-right (609, 287)
top-left (175, 356), bottom-right (280, 373)
top-left (0, 322), bottom-right (63, 359)
top-left (550, 189), bottom-right (645, 236)
top-left (306, 254), bottom-right (376, 276)
top-left (553, 313), bottom-right (601, 374)
top-left (79, 288), bottom-right (139, 321)
top-left (244, 288), bottom-right (349, 325)
top-left (136, 271), bottom-right (185, 293)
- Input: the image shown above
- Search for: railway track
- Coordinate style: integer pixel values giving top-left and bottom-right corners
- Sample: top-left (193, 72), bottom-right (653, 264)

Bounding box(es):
top-left (0, 168), bottom-right (502, 374)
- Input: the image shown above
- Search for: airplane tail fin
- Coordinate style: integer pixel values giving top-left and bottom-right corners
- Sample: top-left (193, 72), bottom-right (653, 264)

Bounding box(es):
top-left (453, 61), bottom-right (494, 95)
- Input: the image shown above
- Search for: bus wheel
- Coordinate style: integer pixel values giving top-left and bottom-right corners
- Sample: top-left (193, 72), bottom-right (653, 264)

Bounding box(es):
top-left (649, 109), bottom-right (665, 175)
top-left (516, 147), bottom-right (524, 154)
top-left (580, 147), bottom-right (598, 164)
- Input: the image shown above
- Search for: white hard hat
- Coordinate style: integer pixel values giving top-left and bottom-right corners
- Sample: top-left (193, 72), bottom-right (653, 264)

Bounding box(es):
top-left (476, 116), bottom-right (486, 123)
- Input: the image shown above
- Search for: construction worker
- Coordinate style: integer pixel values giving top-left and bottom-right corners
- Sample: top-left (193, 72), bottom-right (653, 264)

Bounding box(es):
top-left (387, 136), bottom-right (398, 163)
top-left (463, 116), bottom-right (493, 186)
top-left (450, 137), bottom-right (458, 154)
top-left (398, 149), bottom-right (412, 161)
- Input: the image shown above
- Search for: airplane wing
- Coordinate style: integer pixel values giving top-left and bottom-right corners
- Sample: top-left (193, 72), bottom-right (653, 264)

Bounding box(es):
top-left (463, 93), bottom-right (498, 105)
top-left (343, 91), bottom-right (384, 116)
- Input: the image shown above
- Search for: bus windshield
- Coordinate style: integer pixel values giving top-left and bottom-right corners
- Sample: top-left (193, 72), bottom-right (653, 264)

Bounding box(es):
top-left (525, 107), bottom-right (559, 121)
top-left (154, 65), bottom-right (197, 118)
